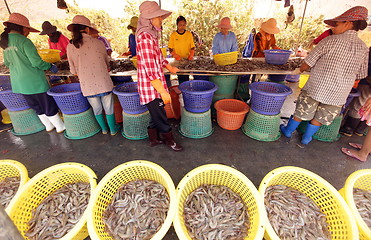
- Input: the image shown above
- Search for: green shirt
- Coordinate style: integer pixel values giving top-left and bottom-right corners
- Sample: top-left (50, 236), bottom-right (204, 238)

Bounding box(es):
top-left (3, 33), bottom-right (51, 94)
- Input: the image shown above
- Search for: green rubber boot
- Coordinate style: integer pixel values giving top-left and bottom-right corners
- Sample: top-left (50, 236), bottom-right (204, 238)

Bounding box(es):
top-left (95, 114), bottom-right (108, 134)
top-left (106, 114), bottom-right (121, 136)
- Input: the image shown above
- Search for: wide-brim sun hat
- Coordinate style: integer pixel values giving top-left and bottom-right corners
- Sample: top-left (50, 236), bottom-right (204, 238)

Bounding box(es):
top-left (139, 1), bottom-right (172, 20)
top-left (261, 18), bottom-right (280, 34)
top-left (3, 12), bottom-right (39, 32)
top-left (324, 6), bottom-right (368, 27)
top-left (39, 21), bottom-right (57, 35)
top-left (89, 23), bottom-right (99, 34)
top-left (127, 16), bottom-right (139, 29)
top-left (67, 15), bottom-right (92, 32)
top-left (216, 17), bottom-right (233, 29)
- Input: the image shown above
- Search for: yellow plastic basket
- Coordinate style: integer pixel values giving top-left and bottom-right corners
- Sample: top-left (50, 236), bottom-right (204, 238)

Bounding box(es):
top-left (0, 159), bottom-right (29, 211)
top-left (87, 160), bottom-right (176, 240)
top-left (38, 49), bottom-right (61, 63)
top-left (174, 164), bottom-right (266, 240)
top-left (259, 166), bottom-right (358, 240)
top-left (339, 169), bottom-right (371, 240)
top-left (213, 51), bottom-right (238, 66)
top-left (6, 162), bottom-right (97, 240)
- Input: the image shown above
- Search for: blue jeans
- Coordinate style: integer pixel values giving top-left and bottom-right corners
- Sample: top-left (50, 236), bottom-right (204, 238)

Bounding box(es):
top-left (87, 93), bottom-right (114, 115)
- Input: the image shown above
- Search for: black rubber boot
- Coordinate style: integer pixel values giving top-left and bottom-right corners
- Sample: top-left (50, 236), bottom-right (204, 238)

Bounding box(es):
top-left (354, 121), bottom-right (368, 136)
top-left (340, 116), bottom-right (360, 137)
top-left (147, 128), bottom-right (164, 147)
top-left (160, 131), bottom-right (183, 152)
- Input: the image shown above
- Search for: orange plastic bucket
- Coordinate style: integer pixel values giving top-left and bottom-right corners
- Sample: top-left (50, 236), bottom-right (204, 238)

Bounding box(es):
top-left (214, 99), bottom-right (250, 130)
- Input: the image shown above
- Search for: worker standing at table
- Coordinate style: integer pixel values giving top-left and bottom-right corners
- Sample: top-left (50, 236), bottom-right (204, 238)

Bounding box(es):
top-left (0, 13), bottom-right (65, 133)
top-left (280, 6), bottom-right (369, 145)
top-left (122, 16), bottom-right (138, 58)
top-left (252, 18), bottom-right (280, 58)
top-left (168, 16), bottom-right (195, 84)
top-left (136, 1), bottom-right (183, 151)
top-left (66, 15), bottom-right (120, 135)
top-left (212, 17), bottom-right (238, 55)
top-left (39, 21), bottom-right (69, 60)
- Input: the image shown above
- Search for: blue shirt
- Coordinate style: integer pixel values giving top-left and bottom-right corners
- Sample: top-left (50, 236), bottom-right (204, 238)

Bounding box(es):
top-left (129, 33), bottom-right (136, 57)
top-left (212, 32), bottom-right (238, 55)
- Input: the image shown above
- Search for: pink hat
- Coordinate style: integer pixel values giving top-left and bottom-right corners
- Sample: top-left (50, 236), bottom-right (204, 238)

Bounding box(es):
top-left (3, 13), bottom-right (39, 32)
top-left (324, 6), bottom-right (368, 27)
top-left (217, 17), bottom-right (232, 29)
top-left (67, 15), bottom-right (92, 32)
top-left (89, 23), bottom-right (99, 34)
top-left (139, 1), bottom-right (172, 20)
top-left (261, 18), bottom-right (280, 34)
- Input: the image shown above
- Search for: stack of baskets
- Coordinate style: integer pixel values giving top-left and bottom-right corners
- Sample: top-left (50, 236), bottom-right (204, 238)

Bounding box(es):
top-left (47, 83), bottom-right (100, 139)
top-left (113, 82), bottom-right (150, 140)
top-left (0, 83), bottom-right (45, 135)
top-left (243, 82), bottom-right (292, 141)
top-left (178, 80), bottom-right (217, 138)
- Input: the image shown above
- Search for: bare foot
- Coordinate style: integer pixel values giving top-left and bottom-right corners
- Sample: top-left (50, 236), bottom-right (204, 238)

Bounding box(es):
top-left (341, 148), bottom-right (368, 162)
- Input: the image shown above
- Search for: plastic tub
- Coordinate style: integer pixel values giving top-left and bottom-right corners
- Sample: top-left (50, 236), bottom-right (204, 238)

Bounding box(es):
top-left (285, 74), bottom-right (300, 82)
top-left (213, 51), bottom-right (238, 66)
top-left (209, 75), bottom-right (238, 96)
top-left (0, 84), bottom-right (30, 111)
top-left (47, 83), bottom-right (90, 114)
top-left (113, 82), bottom-right (148, 114)
top-left (259, 166), bottom-right (358, 240)
top-left (264, 50), bottom-right (292, 65)
top-left (174, 164), bottom-right (266, 240)
top-left (8, 108), bottom-right (45, 135)
top-left (87, 160), bottom-right (176, 240)
top-left (38, 49), bottom-right (61, 63)
top-left (6, 162), bottom-right (97, 240)
top-left (214, 99), bottom-right (250, 130)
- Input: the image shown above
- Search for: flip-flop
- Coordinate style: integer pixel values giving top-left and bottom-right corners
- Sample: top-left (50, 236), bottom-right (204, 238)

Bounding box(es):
top-left (349, 142), bottom-right (363, 150)
top-left (341, 148), bottom-right (367, 162)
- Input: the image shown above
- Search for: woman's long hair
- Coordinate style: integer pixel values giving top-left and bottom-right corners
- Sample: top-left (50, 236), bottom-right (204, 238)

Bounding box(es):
top-left (70, 24), bottom-right (87, 48)
top-left (49, 31), bottom-right (62, 43)
top-left (352, 20), bottom-right (368, 31)
top-left (0, 23), bottom-right (24, 49)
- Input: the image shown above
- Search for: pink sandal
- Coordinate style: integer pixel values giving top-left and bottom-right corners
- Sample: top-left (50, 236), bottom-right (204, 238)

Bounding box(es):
top-left (341, 148), bottom-right (367, 162)
top-left (349, 142), bottom-right (363, 150)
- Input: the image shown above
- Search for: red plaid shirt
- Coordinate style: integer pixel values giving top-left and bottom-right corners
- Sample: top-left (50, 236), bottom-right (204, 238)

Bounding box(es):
top-left (136, 32), bottom-right (169, 105)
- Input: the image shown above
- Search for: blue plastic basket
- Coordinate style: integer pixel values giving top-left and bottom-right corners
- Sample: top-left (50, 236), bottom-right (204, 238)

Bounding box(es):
top-left (268, 74), bottom-right (287, 82)
top-left (47, 83), bottom-right (90, 114)
top-left (285, 74), bottom-right (300, 82)
top-left (249, 82), bottom-right (292, 115)
top-left (0, 84), bottom-right (30, 111)
top-left (264, 49), bottom-right (292, 65)
top-left (113, 82), bottom-right (148, 114)
top-left (178, 80), bottom-right (218, 113)
top-left (0, 75), bottom-right (10, 85)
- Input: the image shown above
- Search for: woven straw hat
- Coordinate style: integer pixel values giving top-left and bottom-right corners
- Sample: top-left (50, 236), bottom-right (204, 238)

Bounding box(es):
top-left (3, 13), bottom-right (39, 32)
top-left (261, 18), bottom-right (280, 34)
top-left (127, 16), bottom-right (139, 29)
top-left (139, 1), bottom-right (171, 20)
top-left (216, 17), bottom-right (233, 29)
top-left (324, 6), bottom-right (368, 27)
top-left (67, 15), bottom-right (92, 32)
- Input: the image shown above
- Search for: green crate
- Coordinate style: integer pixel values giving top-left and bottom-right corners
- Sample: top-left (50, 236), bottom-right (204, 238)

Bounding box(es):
top-left (209, 75), bottom-right (238, 96)
top-left (8, 108), bottom-right (45, 135)
top-left (297, 115), bottom-right (342, 142)
top-left (242, 109), bottom-right (281, 141)
top-left (179, 108), bottom-right (213, 139)
top-left (63, 108), bottom-right (101, 140)
top-left (122, 110), bottom-right (151, 140)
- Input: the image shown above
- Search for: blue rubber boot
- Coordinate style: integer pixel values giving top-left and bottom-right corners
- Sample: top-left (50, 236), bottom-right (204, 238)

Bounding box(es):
top-left (301, 123), bottom-right (321, 144)
top-left (280, 117), bottom-right (301, 138)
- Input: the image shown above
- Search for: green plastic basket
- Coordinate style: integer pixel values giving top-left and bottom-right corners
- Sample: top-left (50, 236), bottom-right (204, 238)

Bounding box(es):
top-left (63, 108), bottom-right (101, 140)
top-left (297, 115), bottom-right (342, 142)
top-left (209, 75), bottom-right (238, 96)
top-left (179, 108), bottom-right (213, 138)
top-left (237, 82), bottom-right (250, 101)
top-left (242, 109), bottom-right (281, 141)
top-left (122, 110), bottom-right (151, 140)
top-left (8, 108), bottom-right (45, 135)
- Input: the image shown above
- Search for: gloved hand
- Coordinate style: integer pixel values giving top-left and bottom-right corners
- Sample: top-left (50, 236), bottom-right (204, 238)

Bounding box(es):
top-left (49, 64), bottom-right (58, 73)
top-left (292, 68), bottom-right (302, 75)
top-left (171, 51), bottom-right (181, 60)
top-left (165, 64), bottom-right (180, 74)
top-left (188, 49), bottom-right (195, 60)
top-left (151, 79), bottom-right (171, 104)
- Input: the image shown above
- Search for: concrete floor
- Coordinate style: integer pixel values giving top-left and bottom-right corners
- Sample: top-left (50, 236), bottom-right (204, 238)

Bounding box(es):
top-left (1, 80), bottom-right (371, 239)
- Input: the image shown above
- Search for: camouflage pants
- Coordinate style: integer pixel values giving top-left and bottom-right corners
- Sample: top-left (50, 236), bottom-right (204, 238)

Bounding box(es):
top-left (294, 91), bottom-right (342, 126)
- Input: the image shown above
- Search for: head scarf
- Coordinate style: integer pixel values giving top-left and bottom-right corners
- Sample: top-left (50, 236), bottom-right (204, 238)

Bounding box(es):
top-left (135, 16), bottom-right (159, 39)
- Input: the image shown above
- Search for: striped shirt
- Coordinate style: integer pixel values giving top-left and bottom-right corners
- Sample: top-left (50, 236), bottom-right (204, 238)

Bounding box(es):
top-left (304, 30), bottom-right (369, 105)
top-left (136, 32), bottom-right (169, 105)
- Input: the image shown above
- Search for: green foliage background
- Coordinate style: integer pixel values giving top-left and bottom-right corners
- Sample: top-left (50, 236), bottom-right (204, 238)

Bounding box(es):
top-left (1, 0), bottom-right (370, 62)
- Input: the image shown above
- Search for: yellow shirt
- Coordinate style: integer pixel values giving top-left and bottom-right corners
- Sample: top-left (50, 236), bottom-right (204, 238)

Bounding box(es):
top-left (168, 30), bottom-right (195, 59)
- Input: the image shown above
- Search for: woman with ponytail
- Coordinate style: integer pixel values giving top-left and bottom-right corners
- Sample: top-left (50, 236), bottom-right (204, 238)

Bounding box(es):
top-left (1, 13), bottom-right (65, 133)
top-left (66, 15), bottom-right (119, 136)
